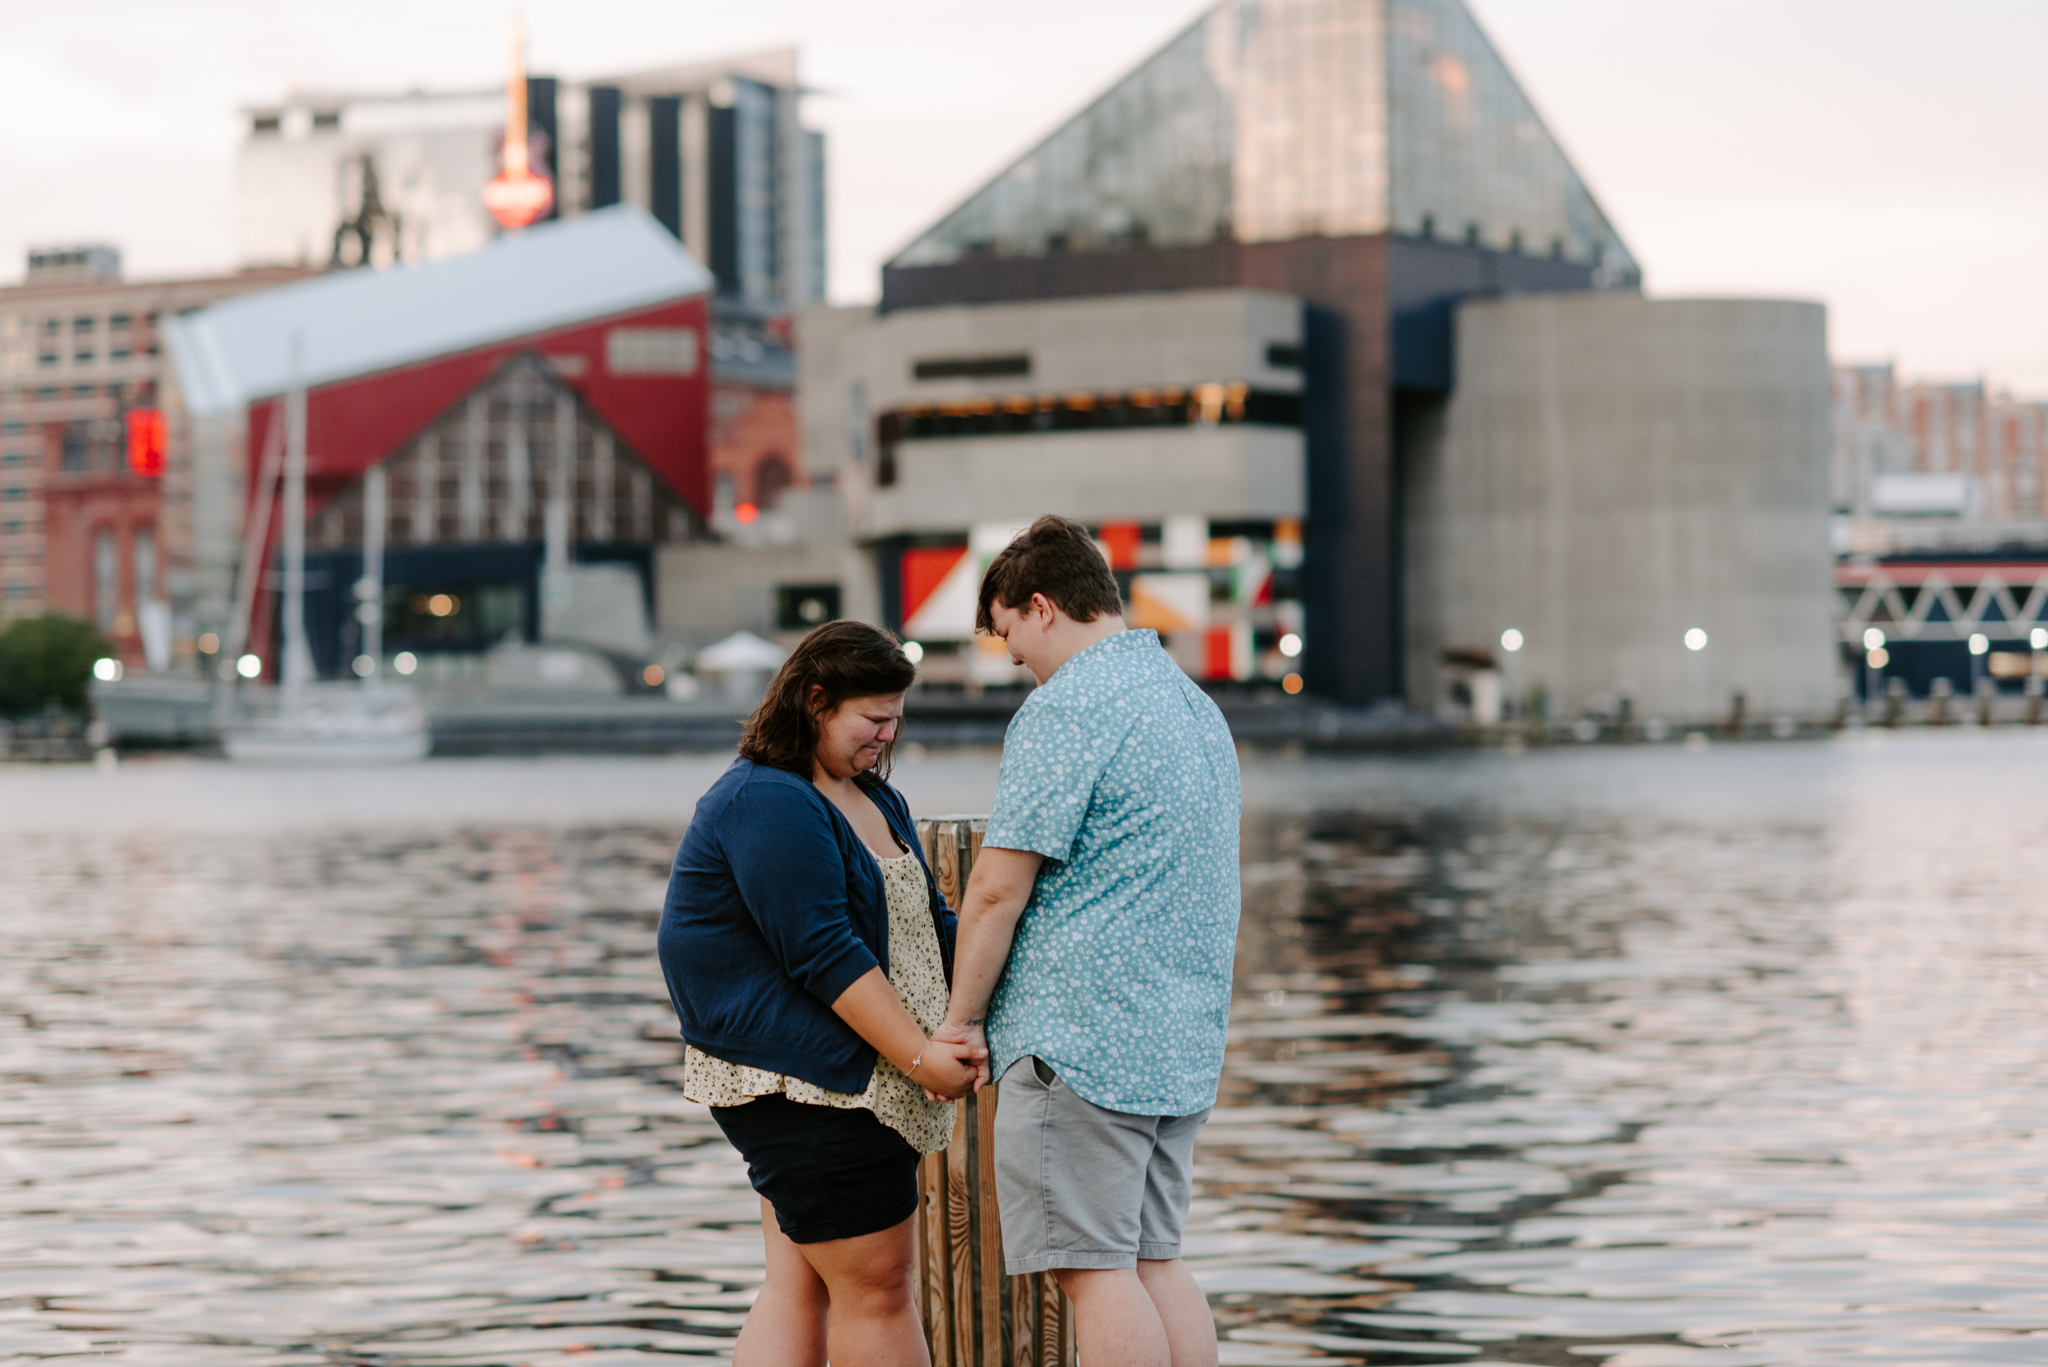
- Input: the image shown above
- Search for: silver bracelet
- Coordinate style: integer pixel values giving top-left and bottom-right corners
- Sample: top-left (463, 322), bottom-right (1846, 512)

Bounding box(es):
top-left (906, 1043), bottom-right (928, 1077)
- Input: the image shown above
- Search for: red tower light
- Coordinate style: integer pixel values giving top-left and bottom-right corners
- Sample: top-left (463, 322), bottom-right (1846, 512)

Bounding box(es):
top-left (126, 407), bottom-right (167, 477)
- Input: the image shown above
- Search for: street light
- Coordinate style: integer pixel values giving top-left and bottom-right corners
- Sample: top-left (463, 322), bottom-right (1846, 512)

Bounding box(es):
top-left (236, 654), bottom-right (262, 679)
top-left (1500, 628), bottom-right (1524, 652)
top-left (1863, 627), bottom-right (1886, 651)
top-left (2033, 627), bottom-right (2048, 651)
top-left (1278, 632), bottom-right (1303, 658)
top-left (1684, 628), bottom-right (1708, 652)
top-left (1969, 633), bottom-right (1989, 656)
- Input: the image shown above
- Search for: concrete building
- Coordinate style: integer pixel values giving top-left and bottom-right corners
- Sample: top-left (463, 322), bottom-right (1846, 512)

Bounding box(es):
top-left (0, 244), bottom-right (309, 668)
top-left (1404, 295), bottom-right (1837, 727)
top-left (801, 289), bottom-right (1306, 683)
top-left (869, 0), bottom-right (1640, 703)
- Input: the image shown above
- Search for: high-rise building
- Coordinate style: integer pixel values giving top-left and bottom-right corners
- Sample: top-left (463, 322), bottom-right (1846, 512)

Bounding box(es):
top-left (866, 0), bottom-right (1639, 703)
top-left (236, 48), bottom-right (824, 314)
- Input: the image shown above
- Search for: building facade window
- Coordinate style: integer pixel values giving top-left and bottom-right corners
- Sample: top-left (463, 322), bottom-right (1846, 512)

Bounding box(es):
top-left (93, 527), bottom-right (118, 631)
top-left (133, 526), bottom-right (156, 605)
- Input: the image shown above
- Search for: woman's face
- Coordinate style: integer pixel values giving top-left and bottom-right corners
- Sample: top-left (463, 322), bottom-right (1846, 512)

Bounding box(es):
top-left (811, 691), bottom-right (906, 780)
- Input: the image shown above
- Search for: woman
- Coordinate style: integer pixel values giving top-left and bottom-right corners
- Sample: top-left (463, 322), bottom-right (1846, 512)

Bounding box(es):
top-left (658, 620), bottom-right (982, 1367)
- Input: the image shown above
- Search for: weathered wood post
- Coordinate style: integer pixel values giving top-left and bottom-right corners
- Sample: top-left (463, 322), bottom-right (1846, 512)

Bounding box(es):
top-left (916, 816), bottom-right (1077, 1367)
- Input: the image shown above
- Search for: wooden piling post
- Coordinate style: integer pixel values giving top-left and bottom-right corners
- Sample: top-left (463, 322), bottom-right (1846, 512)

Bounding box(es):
top-left (915, 816), bottom-right (1076, 1367)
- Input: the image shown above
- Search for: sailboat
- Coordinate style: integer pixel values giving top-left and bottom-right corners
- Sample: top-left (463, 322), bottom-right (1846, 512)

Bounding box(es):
top-left (223, 338), bottom-right (430, 764)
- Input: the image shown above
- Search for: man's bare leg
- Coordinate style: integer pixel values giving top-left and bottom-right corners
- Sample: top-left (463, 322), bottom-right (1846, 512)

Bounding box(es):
top-left (1137, 1258), bottom-right (1218, 1367)
top-left (1055, 1267), bottom-right (1169, 1367)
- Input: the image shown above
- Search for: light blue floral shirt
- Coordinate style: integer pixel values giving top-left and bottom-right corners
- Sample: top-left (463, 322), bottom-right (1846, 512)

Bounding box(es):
top-left (984, 628), bottom-right (1241, 1116)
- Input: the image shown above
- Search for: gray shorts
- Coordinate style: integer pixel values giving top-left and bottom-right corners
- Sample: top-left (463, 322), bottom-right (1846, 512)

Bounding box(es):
top-left (993, 1056), bottom-right (1210, 1274)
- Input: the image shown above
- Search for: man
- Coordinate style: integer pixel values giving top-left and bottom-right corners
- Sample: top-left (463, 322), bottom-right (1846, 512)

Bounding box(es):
top-left (937, 515), bottom-right (1241, 1367)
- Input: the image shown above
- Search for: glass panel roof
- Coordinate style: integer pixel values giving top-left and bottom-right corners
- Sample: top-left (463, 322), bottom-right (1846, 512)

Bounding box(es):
top-left (889, 0), bottom-right (1634, 277)
top-left (1387, 0), bottom-right (1635, 274)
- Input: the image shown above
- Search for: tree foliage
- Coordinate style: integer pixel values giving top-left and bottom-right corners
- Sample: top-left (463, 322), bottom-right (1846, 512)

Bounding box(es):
top-left (0, 613), bottom-right (111, 717)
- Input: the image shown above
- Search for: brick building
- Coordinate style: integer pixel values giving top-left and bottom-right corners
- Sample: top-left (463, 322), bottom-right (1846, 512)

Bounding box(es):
top-left (1832, 363), bottom-right (2048, 531)
top-left (0, 246), bottom-right (307, 667)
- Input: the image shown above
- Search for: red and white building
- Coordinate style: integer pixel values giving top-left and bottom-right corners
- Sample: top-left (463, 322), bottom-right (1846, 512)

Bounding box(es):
top-left (166, 205), bottom-right (714, 677)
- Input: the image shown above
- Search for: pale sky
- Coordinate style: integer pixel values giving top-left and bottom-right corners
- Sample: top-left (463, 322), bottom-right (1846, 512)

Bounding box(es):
top-left (3, 0), bottom-right (2044, 391)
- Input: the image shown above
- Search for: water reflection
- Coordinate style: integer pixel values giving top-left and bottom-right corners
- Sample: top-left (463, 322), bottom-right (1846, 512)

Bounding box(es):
top-left (2, 739), bottom-right (2045, 1364)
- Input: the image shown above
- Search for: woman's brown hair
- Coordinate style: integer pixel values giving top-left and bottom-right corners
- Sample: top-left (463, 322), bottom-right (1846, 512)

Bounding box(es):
top-left (738, 620), bottom-right (918, 781)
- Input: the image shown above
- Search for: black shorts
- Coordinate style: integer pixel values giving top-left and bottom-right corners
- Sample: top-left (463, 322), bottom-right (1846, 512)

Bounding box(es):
top-left (711, 1093), bottom-right (921, 1244)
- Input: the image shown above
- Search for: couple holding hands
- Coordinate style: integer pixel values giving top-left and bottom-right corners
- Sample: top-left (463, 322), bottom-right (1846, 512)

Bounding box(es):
top-left (657, 516), bottom-right (1242, 1367)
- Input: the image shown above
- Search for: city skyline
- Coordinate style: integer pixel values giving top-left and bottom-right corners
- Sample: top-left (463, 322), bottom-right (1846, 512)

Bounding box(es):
top-left (3, 0), bottom-right (2045, 388)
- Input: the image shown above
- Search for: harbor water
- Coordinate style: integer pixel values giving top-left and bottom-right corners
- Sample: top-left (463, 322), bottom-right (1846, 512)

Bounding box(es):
top-left (1, 733), bottom-right (2043, 1365)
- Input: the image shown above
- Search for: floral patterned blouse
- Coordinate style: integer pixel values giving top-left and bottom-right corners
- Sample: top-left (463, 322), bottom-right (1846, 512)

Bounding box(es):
top-left (682, 846), bottom-right (956, 1154)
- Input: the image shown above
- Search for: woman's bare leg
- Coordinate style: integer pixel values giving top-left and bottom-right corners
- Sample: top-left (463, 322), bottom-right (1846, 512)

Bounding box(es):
top-left (795, 1211), bottom-right (930, 1367)
top-left (733, 1197), bottom-right (829, 1367)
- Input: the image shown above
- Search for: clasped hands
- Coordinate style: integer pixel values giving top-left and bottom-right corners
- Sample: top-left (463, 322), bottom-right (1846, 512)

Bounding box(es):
top-left (914, 1020), bottom-right (993, 1103)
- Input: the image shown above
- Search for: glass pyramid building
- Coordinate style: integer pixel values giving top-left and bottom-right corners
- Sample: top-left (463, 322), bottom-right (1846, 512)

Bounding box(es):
top-left (888, 0), bottom-right (1635, 279)
top-left (875, 0), bottom-right (1639, 705)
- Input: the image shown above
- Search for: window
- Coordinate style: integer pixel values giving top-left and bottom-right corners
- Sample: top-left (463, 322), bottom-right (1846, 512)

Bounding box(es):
top-left (0, 423), bottom-right (22, 436)
top-left (74, 351), bottom-right (95, 365)
top-left (93, 528), bottom-right (117, 631)
top-left (34, 387), bottom-right (57, 400)
top-left (109, 314), bottom-right (131, 329)
top-left (0, 520), bottom-right (21, 535)
top-left (37, 352), bottom-right (57, 368)
top-left (1265, 343), bottom-right (1303, 369)
top-left (912, 354), bottom-right (1031, 381)
top-left (71, 385), bottom-right (94, 398)
top-left (40, 318), bottom-right (58, 335)
top-left (2, 486), bottom-right (26, 501)
top-left (311, 109), bottom-right (342, 130)
top-left (776, 583), bottom-right (842, 630)
top-left (251, 113), bottom-right (282, 135)
top-left (606, 327), bottom-right (698, 375)
top-left (2, 453), bottom-right (28, 467)
top-left (3, 584), bottom-right (32, 600)
top-left (110, 348), bottom-right (130, 361)
top-left (72, 316), bottom-right (95, 332)
top-left (133, 525), bottom-right (156, 604)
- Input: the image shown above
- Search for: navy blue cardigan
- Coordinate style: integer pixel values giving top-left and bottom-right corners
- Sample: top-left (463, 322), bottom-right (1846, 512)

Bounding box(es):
top-left (657, 756), bottom-right (957, 1095)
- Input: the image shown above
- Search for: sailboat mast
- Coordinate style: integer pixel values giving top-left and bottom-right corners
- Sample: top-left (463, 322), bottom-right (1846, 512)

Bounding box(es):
top-left (359, 464), bottom-right (386, 675)
top-left (281, 333), bottom-right (312, 704)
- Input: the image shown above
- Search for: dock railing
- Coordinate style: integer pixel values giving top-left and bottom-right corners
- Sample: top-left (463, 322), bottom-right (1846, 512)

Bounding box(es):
top-left (915, 816), bottom-right (1076, 1367)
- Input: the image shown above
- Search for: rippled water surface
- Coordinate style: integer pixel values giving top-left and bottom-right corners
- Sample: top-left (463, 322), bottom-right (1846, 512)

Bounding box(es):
top-left (3, 736), bottom-right (2046, 1365)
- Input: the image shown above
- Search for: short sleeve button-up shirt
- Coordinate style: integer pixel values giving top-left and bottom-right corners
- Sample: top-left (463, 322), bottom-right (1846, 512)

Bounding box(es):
top-left (983, 628), bottom-right (1241, 1116)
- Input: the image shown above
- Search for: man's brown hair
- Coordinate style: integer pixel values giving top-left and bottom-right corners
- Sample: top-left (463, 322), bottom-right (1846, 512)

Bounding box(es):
top-left (975, 515), bottom-right (1124, 634)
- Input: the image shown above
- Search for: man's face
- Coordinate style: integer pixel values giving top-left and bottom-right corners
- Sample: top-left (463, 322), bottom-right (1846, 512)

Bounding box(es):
top-left (987, 597), bottom-right (1055, 685)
